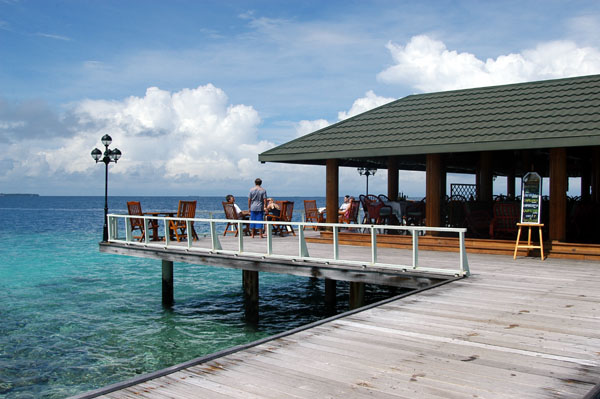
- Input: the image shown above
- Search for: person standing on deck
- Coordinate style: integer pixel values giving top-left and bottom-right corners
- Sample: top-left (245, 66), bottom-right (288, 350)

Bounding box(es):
top-left (225, 194), bottom-right (250, 219)
top-left (248, 178), bottom-right (267, 238)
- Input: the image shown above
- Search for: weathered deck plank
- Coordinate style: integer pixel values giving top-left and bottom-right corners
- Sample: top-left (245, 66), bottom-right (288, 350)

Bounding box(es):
top-left (82, 249), bottom-right (600, 399)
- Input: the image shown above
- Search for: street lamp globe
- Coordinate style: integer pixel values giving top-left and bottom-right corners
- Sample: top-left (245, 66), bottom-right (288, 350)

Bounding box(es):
top-left (101, 134), bottom-right (112, 147)
top-left (110, 148), bottom-right (122, 163)
top-left (91, 148), bottom-right (102, 162)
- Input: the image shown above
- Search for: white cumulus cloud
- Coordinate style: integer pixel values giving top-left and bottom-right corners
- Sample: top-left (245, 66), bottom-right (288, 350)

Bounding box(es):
top-left (294, 119), bottom-right (330, 137)
top-left (378, 35), bottom-right (600, 92)
top-left (338, 90), bottom-right (395, 120)
top-left (295, 91), bottom-right (395, 138)
top-left (7, 85), bottom-right (272, 188)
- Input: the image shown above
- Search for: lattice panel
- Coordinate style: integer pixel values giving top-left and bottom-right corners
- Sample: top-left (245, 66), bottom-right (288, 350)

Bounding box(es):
top-left (451, 183), bottom-right (477, 200)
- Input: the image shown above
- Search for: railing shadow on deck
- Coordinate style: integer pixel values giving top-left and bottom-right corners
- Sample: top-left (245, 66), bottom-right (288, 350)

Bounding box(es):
top-left (107, 214), bottom-right (470, 277)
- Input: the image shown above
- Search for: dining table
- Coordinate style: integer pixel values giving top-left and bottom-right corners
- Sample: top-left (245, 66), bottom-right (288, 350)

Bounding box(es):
top-left (383, 200), bottom-right (408, 224)
top-left (143, 211), bottom-right (176, 241)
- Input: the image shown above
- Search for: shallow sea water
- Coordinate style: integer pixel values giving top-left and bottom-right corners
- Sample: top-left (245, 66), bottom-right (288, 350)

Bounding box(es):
top-left (0, 196), bottom-right (401, 398)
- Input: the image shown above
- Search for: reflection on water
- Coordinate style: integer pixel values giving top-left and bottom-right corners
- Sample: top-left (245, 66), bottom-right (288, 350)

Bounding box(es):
top-left (0, 196), bottom-right (406, 398)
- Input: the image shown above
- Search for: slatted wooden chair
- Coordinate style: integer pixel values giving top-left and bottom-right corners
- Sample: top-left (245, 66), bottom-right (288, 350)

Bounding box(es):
top-left (222, 202), bottom-right (248, 237)
top-left (169, 200), bottom-right (199, 242)
top-left (266, 201), bottom-right (296, 236)
top-left (362, 195), bottom-right (393, 225)
top-left (281, 201), bottom-right (295, 236)
top-left (446, 197), bottom-right (467, 228)
top-left (303, 199), bottom-right (321, 230)
top-left (464, 201), bottom-right (492, 238)
top-left (127, 201), bottom-right (158, 242)
top-left (489, 202), bottom-right (520, 239)
top-left (340, 199), bottom-right (359, 224)
top-left (405, 200), bottom-right (425, 226)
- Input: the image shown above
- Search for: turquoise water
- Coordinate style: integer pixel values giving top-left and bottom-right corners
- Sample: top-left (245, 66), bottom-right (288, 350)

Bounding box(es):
top-left (0, 196), bottom-right (399, 398)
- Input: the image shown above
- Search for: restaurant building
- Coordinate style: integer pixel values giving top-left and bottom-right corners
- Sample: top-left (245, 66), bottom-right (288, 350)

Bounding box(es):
top-left (259, 74), bottom-right (600, 259)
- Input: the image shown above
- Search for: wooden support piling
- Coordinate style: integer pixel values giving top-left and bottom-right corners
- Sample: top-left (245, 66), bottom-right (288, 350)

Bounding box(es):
top-left (161, 260), bottom-right (174, 307)
top-left (242, 270), bottom-right (259, 323)
top-left (324, 278), bottom-right (336, 311)
top-left (349, 281), bottom-right (365, 310)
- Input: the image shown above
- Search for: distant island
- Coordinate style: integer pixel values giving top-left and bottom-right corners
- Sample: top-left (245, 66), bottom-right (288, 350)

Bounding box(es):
top-left (0, 193), bottom-right (39, 197)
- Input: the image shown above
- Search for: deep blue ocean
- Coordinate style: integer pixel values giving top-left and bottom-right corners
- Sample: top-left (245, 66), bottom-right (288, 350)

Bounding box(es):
top-left (0, 196), bottom-right (399, 398)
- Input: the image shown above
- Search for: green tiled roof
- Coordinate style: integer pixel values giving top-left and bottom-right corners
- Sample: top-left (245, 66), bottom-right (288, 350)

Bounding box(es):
top-left (259, 74), bottom-right (600, 165)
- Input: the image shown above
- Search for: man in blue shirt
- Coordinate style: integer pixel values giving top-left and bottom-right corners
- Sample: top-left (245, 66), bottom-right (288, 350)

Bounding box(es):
top-left (248, 178), bottom-right (267, 238)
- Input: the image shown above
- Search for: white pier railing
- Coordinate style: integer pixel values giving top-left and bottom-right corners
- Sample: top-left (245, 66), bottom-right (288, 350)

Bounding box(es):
top-left (107, 214), bottom-right (470, 277)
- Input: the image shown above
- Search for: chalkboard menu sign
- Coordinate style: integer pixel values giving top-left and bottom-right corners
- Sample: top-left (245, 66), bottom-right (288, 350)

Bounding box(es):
top-left (520, 172), bottom-right (542, 224)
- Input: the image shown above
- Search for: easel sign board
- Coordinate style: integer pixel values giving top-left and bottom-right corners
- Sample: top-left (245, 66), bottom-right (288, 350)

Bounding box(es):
top-left (520, 172), bottom-right (542, 224)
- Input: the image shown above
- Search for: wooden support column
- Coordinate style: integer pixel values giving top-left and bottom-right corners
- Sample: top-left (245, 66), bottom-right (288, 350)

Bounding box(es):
top-left (478, 151), bottom-right (493, 202)
top-left (592, 147), bottom-right (600, 203)
top-left (324, 278), bottom-right (336, 312)
top-left (549, 148), bottom-right (567, 242)
top-left (440, 164), bottom-right (447, 200)
top-left (426, 153), bottom-right (442, 228)
top-left (162, 260), bottom-right (174, 307)
top-left (507, 169), bottom-right (516, 199)
top-left (242, 270), bottom-right (259, 323)
top-left (326, 159), bottom-right (339, 224)
top-left (349, 282), bottom-right (365, 310)
top-left (582, 168), bottom-right (591, 202)
top-left (387, 156), bottom-right (399, 201)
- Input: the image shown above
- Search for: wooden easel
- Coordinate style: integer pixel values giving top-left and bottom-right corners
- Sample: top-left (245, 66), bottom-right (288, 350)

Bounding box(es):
top-left (513, 223), bottom-right (544, 261)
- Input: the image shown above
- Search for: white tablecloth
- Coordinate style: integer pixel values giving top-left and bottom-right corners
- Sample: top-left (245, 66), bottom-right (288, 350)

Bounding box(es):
top-left (383, 200), bottom-right (407, 221)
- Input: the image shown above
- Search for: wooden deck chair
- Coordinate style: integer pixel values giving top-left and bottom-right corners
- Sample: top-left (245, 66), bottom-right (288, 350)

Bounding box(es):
top-left (127, 201), bottom-right (145, 241)
top-left (282, 201), bottom-right (295, 236)
top-left (266, 200), bottom-right (285, 236)
top-left (340, 199), bottom-right (359, 224)
top-left (304, 200), bottom-right (320, 230)
top-left (266, 201), bottom-right (296, 237)
top-left (127, 201), bottom-right (158, 242)
top-left (169, 200), bottom-right (199, 242)
top-left (489, 202), bottom-right (519, 239)
top-left (222, 202), bottom-right (248, 237)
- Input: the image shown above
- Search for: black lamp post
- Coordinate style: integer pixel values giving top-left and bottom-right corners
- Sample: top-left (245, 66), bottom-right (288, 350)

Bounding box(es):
top-left (357, 167), bottom-right (377, 195)
top-left (91, 134), bottom-right (122, 241)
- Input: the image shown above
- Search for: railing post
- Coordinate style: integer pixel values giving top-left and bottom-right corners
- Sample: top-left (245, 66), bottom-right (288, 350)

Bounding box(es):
top-left (412, 229), bottom-right (419, 269)
top-left (125, 216), bottom-right (132, 243)
top-left (333, 225), bottom-right (339, 260)
top-left (210, 220), bottom-right (222, 250)
top-left (298, 224), bottom-right (309, 258)
top-left (164, 218), bottom-right (170, 247)
top-left (370, 226), bottom-right (377, 264)
top-left (266, 222), bottom-right (273, 255)
top-left (143, 218), bottom-right (149, 245)
top-left (459, 230), bottom-right (470, 276)
top-left (238, 221), bottom-right (244, 253)
top-left (107, 216), bottom-right (114, 241)
top-left (186, 220), bottom-right (192, 249)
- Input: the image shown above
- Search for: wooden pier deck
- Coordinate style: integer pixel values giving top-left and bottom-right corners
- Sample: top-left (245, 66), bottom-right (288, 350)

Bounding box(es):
top-left (76, 249), bottom-right (600, 399)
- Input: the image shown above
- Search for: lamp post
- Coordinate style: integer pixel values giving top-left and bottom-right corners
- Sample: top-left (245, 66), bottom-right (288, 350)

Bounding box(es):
top-left (91, 135), bottom-right (122, 242)
top-left (357, 167), bottom-right (377, 195)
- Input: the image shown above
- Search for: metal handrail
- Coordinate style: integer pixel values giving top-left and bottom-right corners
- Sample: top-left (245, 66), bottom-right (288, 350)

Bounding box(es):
top-left (107, 214), bottom-right (470, 276)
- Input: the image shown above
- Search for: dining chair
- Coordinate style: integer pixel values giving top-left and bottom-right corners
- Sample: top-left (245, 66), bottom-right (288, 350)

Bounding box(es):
top-left (169, 200), bottom-right (199, 242)
top-left (222, 202), bottom-right (248, 237)
top-left (282, 201), bottom-right (295, 236)
top-left (340, 199), bottom-right (359, 224)
top-left (303, 200), bottom-right (320, 230)
top-left (127, 201), bottom-right (159, 242)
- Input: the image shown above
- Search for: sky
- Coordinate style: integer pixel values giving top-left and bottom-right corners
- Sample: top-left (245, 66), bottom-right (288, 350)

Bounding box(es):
top-left (1, 0), bottom-right (600, 197)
